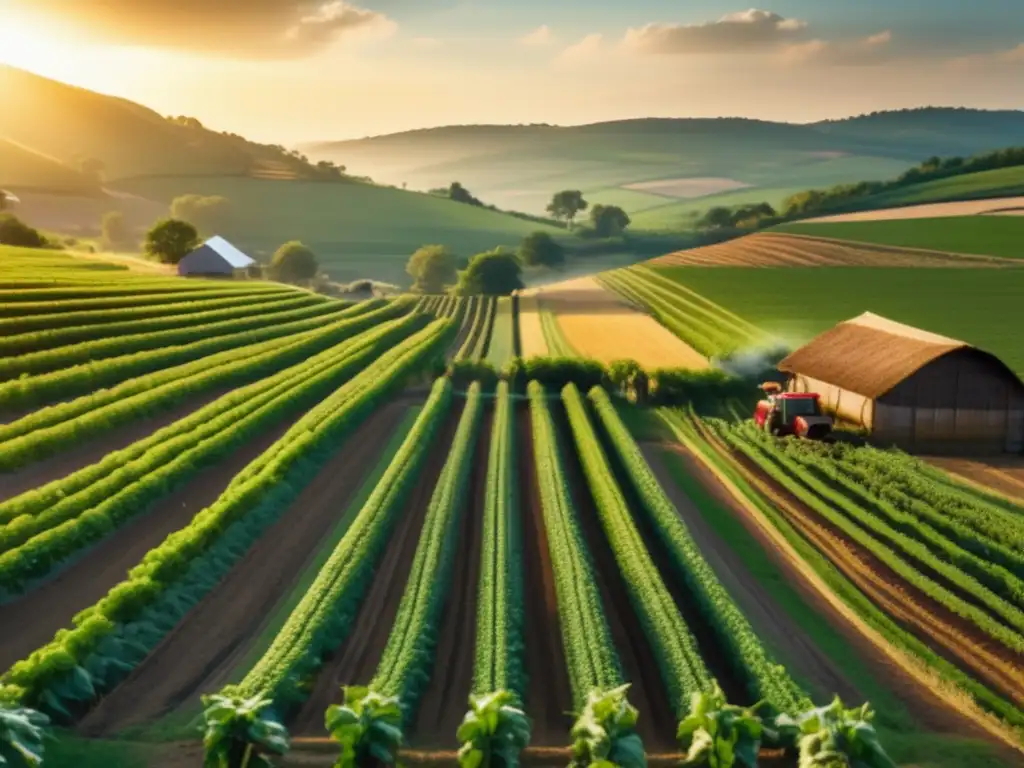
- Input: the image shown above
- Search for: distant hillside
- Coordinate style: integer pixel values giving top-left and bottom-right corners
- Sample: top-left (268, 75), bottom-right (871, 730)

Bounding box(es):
top-left (302, 109), bottom-right (1024, 217)
top-left (0, 138), bottom-right (97, 192)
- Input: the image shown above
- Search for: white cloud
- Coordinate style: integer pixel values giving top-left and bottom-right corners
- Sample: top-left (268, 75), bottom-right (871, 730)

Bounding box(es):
top-left (780, 30), bottom-right (894, 66)
top-left (559, 33), bottom-right (603, 62)
top-left (624, 8), bottom-right (807, 55)
top-left (520, 25), bottom-right (554, 46)
top-left (286, 2), bottom-right (396, 46)
top-left (948, 42), bottom-right (1024, 69)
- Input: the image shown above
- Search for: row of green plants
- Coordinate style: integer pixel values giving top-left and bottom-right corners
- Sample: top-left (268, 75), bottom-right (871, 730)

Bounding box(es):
top-left (0, 283), bottom-right (275, 318)
top-left (0, 295), bottom-right (345, 380)
top-left (459, 381), bottom-right (530, 768)
top-left (0, 301), bottom-right (412, 469)
top-left (455, 297), bottom-right (497, 362)
top-left (708, 420), bottom-right (1024, 655)
top-left (0, 314), bottom-right (429, 596)
top-left (0, 281), bottom-right (267, 304)
top-left (537, 302), bottom-right (576, 358)
top-left (526, 381), bottom-right (640, 766)
top-left (324, 383), bottom-right (483, 767)
top-left (0, 317), bottom-right (456, 719)
top-left (0, 291), bottom-right (323, 357)
top-left (484, 297), bottom-right (516, 368)
top-left (0, 285), bottom-right (298, 335)
top-left (0, 299), bottom-right (379, 411)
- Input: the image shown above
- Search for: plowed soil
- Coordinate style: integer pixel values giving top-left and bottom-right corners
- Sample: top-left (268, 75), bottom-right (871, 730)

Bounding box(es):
top-left (291, 406), bottom-right (464, 736)
top-left (927, 456), bottom-right (1024, 505)
top-left (408, 409), bottom-right (491, 747)
top-left (78, 401), bottom-right (413, 736)
top-left (0, 423), bottom-right (291, 672)
top-left (553, 406), bottom-right (677, 752)
top-left (517, 406), bottom-right (574, 747)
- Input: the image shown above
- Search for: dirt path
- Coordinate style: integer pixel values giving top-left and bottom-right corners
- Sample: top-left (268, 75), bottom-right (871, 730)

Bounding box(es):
top-left (78, 402), bottom-right (412, 736)
top-left (408, 409), bottom-right (491, 747)
top-left (927, 456), bottom-right (1024, 505)
top-left (0, 389), bottom-right (232, 503)
top-left (554, 407), bottom-right (677, 752)
top-left (0, 424), bottom-right (290, 672)
top-left (290, 406), bottom-right (464, 736)
top-left (675, 424), bottom-right (1023, 749)
top-left (517, 406), bottom-right (575, 747)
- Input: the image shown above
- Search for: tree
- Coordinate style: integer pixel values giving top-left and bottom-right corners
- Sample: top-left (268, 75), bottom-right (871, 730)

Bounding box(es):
top-left (459, 248), bottom-right (524, 295)
top-left (546, 190), bottom-right (588, 229)
top-left (170, 194), bottom-right (233, 234)
top-left (696, 206), bottom-right (735, 230)
top-left (144, 218), bottom-right (199, 264)
top-left (517, 231), bottom-right (565, 268)
top-left (447, 182), bottom-right (484, 206)
top-left (589, 204), bottom-right (631, 237)
top-left (101, 211), bottom-right (130, 247)
top-left (270, 241), bottom-right (319, 283)
top-left (406, 244), bottom-right (458, 293)
top-left (0, 213), bottom-right (46, 248)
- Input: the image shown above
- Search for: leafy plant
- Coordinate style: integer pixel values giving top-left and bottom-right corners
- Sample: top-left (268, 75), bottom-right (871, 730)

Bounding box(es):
top-left (569, 684), bottom-right (645, 768)
top-left (774, 697), bottom-right (896, 768)
top-left (325, 687), bottom-right (403, 768)
top-left (0, 705), bottom-right (48, 768)
top-left (678, 683), bottom-right (766, 768)
top-left (201, 693), bottom-right (289, 768)
top-left (457, 691), bottom-right (531, 768)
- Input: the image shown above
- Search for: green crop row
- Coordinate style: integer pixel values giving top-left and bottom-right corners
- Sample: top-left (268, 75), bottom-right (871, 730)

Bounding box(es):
top-left (472, 297), bottom-right (496, 360)
top-left (454, 297), bottom-right (484, 360)
top-left (591, 398), bottom-right (811, 716)
top-left (537, 304), bottom-right (575, 358)
top-left (0, 314), bottom-right (427, 595)
top-left (1, 317), bottom-right (455, 715)
top-left (0, 300), bottom-right (412, 471)
top-left (713, 422), bottom-right (1024, 654)
top-left (0, 300), bottom-right (378, 411)
top-left (485, 298), bottom-right (515, 368)
top-left (371, 382), bottom-right (483, 722)
top-left (563, 384), bottom-right (713, 716)
top-left (230, 378), bottom-right (454, 712)
top-left (472, 381), bottom-right (525, 698)
top-left (0, 285), bottom-right (282, 318)
top-left (0, 284), bottom-right (251, 303)
top-left (527, 381), bottom-right (621, 707)
top-left (0, 296), bottom-right (347, 380)
top-left (0, 292), bottom-right (325, 357)
top-left (456, 297), bottom-right (496, 362)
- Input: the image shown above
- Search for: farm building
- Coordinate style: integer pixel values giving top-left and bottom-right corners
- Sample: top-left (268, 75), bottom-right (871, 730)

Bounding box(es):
top-left (779, 312), bottom-right (1024, 454)
top-left (178, 236), bottom-right (255, 277)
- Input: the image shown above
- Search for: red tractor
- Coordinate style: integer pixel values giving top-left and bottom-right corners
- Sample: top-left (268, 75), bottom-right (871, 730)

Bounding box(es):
top-left (753, 382), bottom-right (834, 440)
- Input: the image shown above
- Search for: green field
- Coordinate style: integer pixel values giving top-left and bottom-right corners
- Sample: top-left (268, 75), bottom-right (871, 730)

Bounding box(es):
top-left (113, 176), bottom-right (563, 284)
top-left (629, 186), bottom-right (806, 230)
top-left (855, 166), bottom-right (1024, 209)
top-left (776, 216), bottom-right (1024, 260)
top-left (655, 266), bottom-right (1024, 375)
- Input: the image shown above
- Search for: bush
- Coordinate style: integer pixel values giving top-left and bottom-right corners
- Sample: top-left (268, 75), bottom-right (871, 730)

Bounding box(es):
top-left (503, 357), bottom-right (605, 394)
top-left (269, 241), bottom-right (318, 283)
top-left (447, 360), bottom-right (500, 391)
top-left (144, 218), bottom-right (200, 264)
top-left (0, 214), bottom-right (47, 248)
top-left (518, 231), bottom-right (565, 268)
top-left (101, 211), bottom-right (130, 247)
top-left (458, 249), bottom-right (524, 295)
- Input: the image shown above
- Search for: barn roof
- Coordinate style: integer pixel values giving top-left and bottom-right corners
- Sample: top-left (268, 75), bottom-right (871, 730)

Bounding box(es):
top-left (197, 236), bottom-right (254, 268)
top-left (778, 312), bottom-right (993, 398)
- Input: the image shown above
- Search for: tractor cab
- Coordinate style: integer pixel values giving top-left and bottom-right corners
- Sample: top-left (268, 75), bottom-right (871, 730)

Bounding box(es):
top-left (753, 382), bottom-right (833, 440)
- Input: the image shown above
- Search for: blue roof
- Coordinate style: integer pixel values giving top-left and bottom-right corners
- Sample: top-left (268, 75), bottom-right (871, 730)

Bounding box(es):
top-left (203, 236), bottom-right (255, 268)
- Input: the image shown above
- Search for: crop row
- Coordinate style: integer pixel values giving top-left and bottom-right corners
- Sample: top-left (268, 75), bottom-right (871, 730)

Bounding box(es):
top-left (537, 302), bottom-right (575, 357)
top-left (0, 313), bottom-right (429, 596)
top-left (0, 299), bottom-right (378, 411)
top-left (229, 378), bottom-right (455, 712)
top-left (0, 285), bottom-right (285, 318)
top-left (709, 420), bottom-right (1024, 654)
top-left (0, 279), bottom-right (278, 305)
top-left (485, 297), bottom-right (515, 367)
top-left (0, 291), bottom-right (325, 357)
top-left (455, 297), bottom-right (496, 361)
top-left (1, 316), bottom-right (456, 715)
top-left (0, 300), bottom-right (413, 471)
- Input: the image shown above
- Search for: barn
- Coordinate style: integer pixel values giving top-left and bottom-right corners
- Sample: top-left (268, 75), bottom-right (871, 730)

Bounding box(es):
top-left (779, 312), bottom-right (1024, 454)
top-left (178, 236), bottom-right (255, 277)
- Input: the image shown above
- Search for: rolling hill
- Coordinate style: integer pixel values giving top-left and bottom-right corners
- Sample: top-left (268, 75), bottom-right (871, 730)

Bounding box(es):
top-left (0, 138), bottom-right (98, 192)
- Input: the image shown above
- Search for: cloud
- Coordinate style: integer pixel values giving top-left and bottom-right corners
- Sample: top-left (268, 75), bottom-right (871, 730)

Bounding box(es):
top-left (948, 42), bottom-right (1024, 69)
top-left (559, 33), bottom-right (603, 62)
top-left (519, 25), bottom-right (554, 46)
top-left (780, 30), bottom-right (894, 66)
top-left (624, 8), bottom-right (807, 55)
top-left (7, 0), bottom-right (395, 58)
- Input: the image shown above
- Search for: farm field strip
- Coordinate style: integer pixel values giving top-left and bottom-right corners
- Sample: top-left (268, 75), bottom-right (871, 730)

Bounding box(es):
top-left (0, 316), bottom-right (455, 719)
top-left (517, 294), bottom-right (548, 358)
top-left (0, 300), bottom-right (413, 472)
top-left (0, 291), bottom-right (325, 357)
top-left (537, 302), bottom-right (576, 357)
top-left (0, 296), bottom-right (348, 380)
top-left (0, 299), bottom-right (379, 412)
top-left (0, 280), bottom-right (283, 304)
top-left (485, 297), bottom-right (515, 367)
top-left (0, 313), bottom-right (429, 596)
top-left (455, 297), bottom-right (493, 361)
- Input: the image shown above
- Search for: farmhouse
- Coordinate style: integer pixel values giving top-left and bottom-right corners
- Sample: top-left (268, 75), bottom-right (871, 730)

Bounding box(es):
top-left (779, 312), bottom-right (1024, 454)
top-left (178, 236), bottom-right (255, 277)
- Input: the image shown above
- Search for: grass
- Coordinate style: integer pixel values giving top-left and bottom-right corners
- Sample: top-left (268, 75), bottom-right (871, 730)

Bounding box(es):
top-left (629, 186), bottom-right (807, 231)
top-left (113, 176), bottom-right (564, 285)
top-left (840, 165), bottom-right (1024, 210)
top-left (776, 216), bottom-right (1024, 259)
top-left (654, 266), bottom-right (1024, 376)
top-left (0, 138), bottom-right (96, 191)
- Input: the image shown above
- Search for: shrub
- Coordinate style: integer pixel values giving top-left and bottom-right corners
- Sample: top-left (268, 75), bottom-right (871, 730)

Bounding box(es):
top-left (269, 241), bottom-right (318, 283)
top-left (144, 218), bottom-right (200, 264)
top-left (0, 214), bottom-right (46, 248)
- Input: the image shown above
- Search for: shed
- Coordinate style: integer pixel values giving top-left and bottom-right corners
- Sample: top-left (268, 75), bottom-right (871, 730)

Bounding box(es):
top-left (779, 312), bottom-right (1024, 454)
top-left (178, 236), bottom-right (255, 277)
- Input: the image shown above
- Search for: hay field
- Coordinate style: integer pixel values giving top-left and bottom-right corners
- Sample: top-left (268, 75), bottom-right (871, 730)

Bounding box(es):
top-left (650, 232), bottom-right (1012, 268)
top-left (517, 293), bottom-right (548, 357)
top-left (523, 277), bottom-right (707, 369)
top-left (803, 196), bottom-right (1024, 223)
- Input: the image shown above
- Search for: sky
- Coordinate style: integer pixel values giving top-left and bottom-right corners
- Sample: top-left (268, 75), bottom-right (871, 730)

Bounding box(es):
top-left (0, 0), bottom-right (1022, 144)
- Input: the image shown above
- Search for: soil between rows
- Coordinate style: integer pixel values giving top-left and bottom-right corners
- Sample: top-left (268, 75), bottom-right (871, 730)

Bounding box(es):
top-left (408, 407), bottom-right (491, 747)
top-left (291, 405), bottom-right (465, 736)
top-left (78, 400), bottom-right (415, 736)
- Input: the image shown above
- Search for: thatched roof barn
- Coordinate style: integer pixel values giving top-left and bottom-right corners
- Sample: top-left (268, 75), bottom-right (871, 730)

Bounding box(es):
top-left (779, 313), bottom-right (1024, 454)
